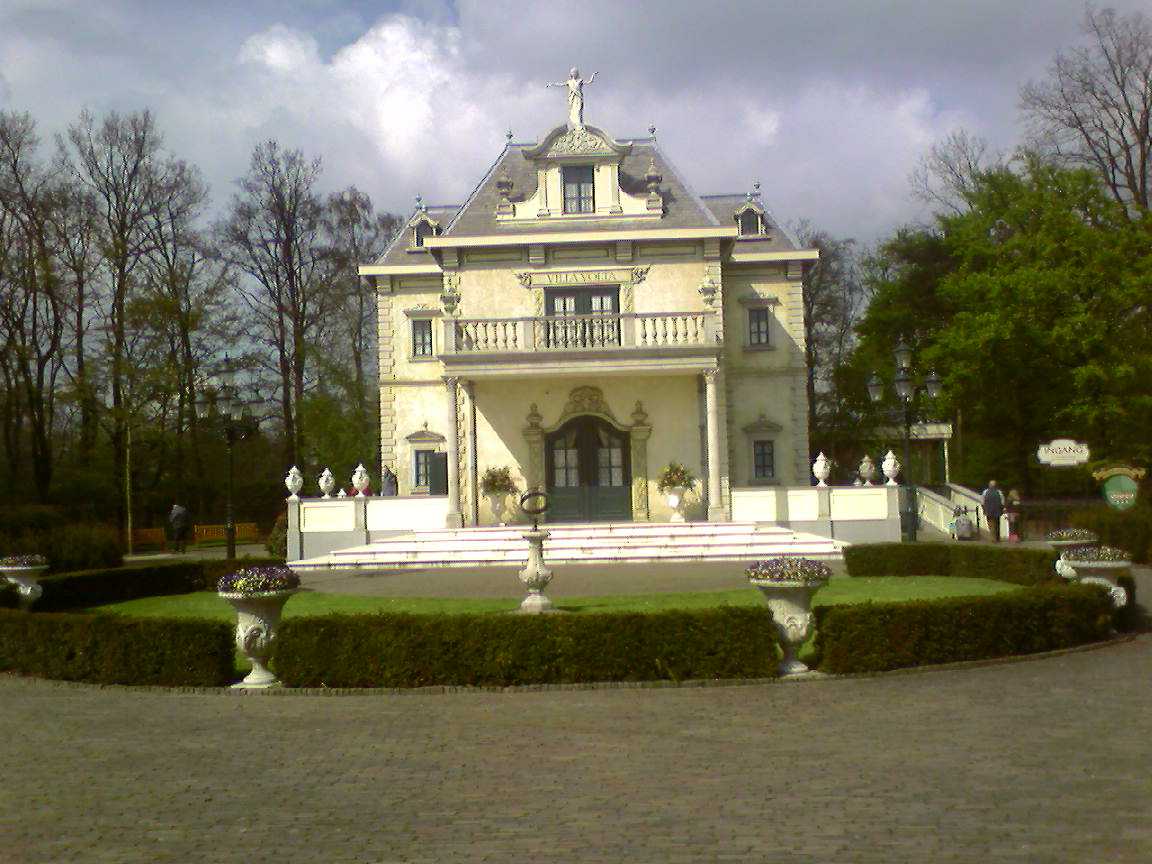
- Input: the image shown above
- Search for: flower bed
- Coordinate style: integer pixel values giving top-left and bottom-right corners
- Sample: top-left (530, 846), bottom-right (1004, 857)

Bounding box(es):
top-left (0, 554), bottom-right (47, 568)
top-left (1045, 528), bottom-right (1099, 544)
top-left (1060, 544), bottom-right (1131, 562)
top-left (218, 564), bottom-right (300, 594)
top-left (746, 558), bottom-right (831, 585)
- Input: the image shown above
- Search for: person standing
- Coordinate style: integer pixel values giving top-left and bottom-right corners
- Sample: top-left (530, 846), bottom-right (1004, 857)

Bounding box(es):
top-left (168, 502), bottom-right (190, 554)
top-left (981, 481), bottom-right (1005, 543)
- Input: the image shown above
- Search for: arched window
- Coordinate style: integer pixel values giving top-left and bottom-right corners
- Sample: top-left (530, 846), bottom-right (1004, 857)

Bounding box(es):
top-left (739, 210), bottom-right (760, 236)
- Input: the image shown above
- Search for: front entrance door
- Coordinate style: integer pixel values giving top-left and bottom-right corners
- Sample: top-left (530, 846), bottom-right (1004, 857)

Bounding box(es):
top-left (546, 415), bottom-right (632, 522)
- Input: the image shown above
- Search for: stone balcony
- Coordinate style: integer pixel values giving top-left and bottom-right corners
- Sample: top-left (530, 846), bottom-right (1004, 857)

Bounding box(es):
top-left (439, 312), bottom-right (720, 376)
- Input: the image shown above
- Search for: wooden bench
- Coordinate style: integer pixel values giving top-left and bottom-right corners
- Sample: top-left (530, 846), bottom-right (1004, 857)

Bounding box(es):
top-left (193, 523), bottom-right (260, 544)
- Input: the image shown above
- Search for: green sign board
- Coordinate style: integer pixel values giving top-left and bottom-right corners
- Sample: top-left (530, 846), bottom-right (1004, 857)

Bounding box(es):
top-left (1103, 475), bottom-right (1139, 511)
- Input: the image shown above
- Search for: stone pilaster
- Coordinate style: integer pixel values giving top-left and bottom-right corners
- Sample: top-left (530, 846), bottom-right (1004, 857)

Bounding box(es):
top-left (444, 376), bottom-right (463, 528)
top-left (704, 367), bottom-right (729, 521)
top-left (629, 401), bottom-right (652, 522)
top-left (376, 278), bottom-right (397, 472)
top-left (462, 380), bottom-right (477, 525)
top-left (783, 262), bottom-right (811, 483)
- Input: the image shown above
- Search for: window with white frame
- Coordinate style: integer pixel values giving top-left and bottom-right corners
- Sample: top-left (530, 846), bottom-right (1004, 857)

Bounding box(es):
top-left (414, 449), bottom-right (433, 489)
top-left (748, 307), bottom-right (771, 347)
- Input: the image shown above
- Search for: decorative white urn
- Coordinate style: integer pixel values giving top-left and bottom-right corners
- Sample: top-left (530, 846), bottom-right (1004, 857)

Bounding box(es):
top-left (665, 486), bottom-right (690, 522)
top-left (1, 565), bottom-right (48, 611)
top-left (219, 589), bottom-right (298, 688)
top-left (351, 463), bottom-right (370, 497)
top-left (811, 452), bottom-right (831, 487)
top-left (518, 529), bottom-right (554, 613)
top-left (488, 493), bottom-right (509, 526)
top-left (881, 450), bottom-right (901, 486)
top-left (284, 466), bottom-right (304, 500)
top-left (318, 468), bottom-right (336, 498)
top-left (858, 455), bottom-right (876, 486)
top-left (749, 578), bottom-right (827, 676)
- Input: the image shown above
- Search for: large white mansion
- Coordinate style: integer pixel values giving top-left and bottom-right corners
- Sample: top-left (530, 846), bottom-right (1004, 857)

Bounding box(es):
top-left (359, 73), bottom-right (818, 527)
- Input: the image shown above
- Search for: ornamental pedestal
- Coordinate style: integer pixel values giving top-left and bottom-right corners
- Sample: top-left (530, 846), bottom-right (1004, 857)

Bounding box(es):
top-left (219, 589), bottom-right (298, 688)
top-left (518, 529), bottom-right (554, 613)
top-left (750, 579), bottom-right (826, 676)
top-left (1, 565), bottom-right (48, 611)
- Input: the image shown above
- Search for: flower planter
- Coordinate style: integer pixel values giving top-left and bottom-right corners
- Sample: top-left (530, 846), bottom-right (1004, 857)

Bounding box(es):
top-left (1049, 539), bottom-right (1098, 554)
top-left (0, 565), bottom-right (48, 611)
top-left (488, 493), bottom-right (509, 526)
top-left (665, 486), bottom-right (690, 523)
top-left (219, 589), bottom-right (298, 688)
top-left (749, 578), bottom-right (826, 676)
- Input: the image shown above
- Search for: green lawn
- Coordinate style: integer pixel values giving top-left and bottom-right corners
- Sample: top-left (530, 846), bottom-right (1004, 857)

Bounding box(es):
top-left (87, 575), bottom-right (1018, 621)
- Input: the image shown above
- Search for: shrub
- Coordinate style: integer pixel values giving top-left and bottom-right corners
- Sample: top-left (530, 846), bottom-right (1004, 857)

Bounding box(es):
top-left (275, 607), bottom-right (777, 688)
top-left (479, 466), bottom-right (519, 497)
top-left (266, 512), bottom-right (287, 558)
top-left (0, 609), bottom-right (234, 686)
top-left (946, 545), bottom-right (1057, 585)
top-left (0, 505), bottom-right (63, 535)
top-left (843, 542), bottom-right (1056, 585)
top-left (35, 562), bottom-right (208, 611)
top-left (656, 462), bottom-right (696, 493)
top-left (815, 584), bottom-right (1114, 674)
top-left (1069, 506), bottom-right (1152, 564)
top-left (842, 543), bottom-right (951, 577)
top-left (44, 524), bottom-right (124, 571)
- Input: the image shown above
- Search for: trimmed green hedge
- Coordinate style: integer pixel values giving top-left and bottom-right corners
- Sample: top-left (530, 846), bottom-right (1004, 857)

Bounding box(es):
top-left (0, 609), bottom-right (234, 685)
top-left (814, 584), bottom-right (1114, 674)
top-left (843, 542), bottom-right (1057, 585)
top-left (0, 522), bottom-right (123, 572)
top-left (33, 557), bottom-right (287, 611)
top-left (1069, 506), bottom-right (1152, 564)
top-left (275, 608), bottom-right (778, 688)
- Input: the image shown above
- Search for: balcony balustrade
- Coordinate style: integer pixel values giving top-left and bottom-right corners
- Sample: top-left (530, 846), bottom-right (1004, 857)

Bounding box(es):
top-left (442, 312), bottom-right (716, 357)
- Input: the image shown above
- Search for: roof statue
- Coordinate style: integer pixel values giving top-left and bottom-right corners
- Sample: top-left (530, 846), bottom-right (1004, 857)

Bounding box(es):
top-left (546, 67), bottom-right (597, 129)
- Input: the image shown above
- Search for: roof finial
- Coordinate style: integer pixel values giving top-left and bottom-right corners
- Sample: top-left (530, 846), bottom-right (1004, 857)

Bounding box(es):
top-left (648, 125), bottom-right (657, 139)
top-left (753, 179), bottom-right (761, 197)
top-left (415, 194), bottom-right (426, 212)
top-left (506, 127), bottom-right (514, 142)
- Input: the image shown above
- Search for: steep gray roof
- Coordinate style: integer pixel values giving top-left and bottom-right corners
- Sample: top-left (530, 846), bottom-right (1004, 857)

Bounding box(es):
top-left (700, 194), bottom-right (799, 253)
top-left (445, 137), bottom-right (720, 237)
top-left (374, 204), bottom-right (460, 268)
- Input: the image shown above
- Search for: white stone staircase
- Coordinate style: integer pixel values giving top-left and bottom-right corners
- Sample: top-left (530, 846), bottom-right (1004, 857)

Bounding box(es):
top-left (290, 521), bottom-right (842, 572)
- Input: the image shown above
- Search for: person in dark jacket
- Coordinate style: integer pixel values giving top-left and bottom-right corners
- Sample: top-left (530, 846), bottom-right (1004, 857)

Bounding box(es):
top-left (981, 481), bottom-right (1005, 542)
top-left (168, 503), bottom-right (190, 553)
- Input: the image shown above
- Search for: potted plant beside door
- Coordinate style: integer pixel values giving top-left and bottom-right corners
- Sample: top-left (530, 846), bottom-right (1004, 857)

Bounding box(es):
top-left (480, 466), bottom-right (519, 526)
top-left (657, 462), bottom-right (697, 522)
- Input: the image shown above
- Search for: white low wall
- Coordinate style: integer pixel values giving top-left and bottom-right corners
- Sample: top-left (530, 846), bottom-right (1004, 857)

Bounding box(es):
top-left (731, 485), bottom-right (901, 543)
top-left (289, 495), bottom-right (451, 561)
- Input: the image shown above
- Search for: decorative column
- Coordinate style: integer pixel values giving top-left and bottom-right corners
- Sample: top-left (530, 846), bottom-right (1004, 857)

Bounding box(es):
top-left (630, 401), bottom-right (652, 522)
top-left (464, 380), bottom-right (478, 525)
top-left (523, 404), bottom-right (545, 494)
top-left (444, 376), bottom-right (463, 528)
top-left (704, 367), bottom-right (729, 521)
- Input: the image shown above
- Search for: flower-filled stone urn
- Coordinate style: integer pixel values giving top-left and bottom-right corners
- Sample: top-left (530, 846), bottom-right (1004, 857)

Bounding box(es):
top-left (284, 465), bottom-right (304, 500)
top-left (0, 554), bottom-right (49, 611)
top-left (480, 466), bottom-right (519, 526)
top-left (318, 468), bottom-right (336, 499)
top-left (1045, 528), bottom-right (1099, 554)
top-left (747, 558), bottom-right (831, 676)
top-left (1058, 545), bottom-right (1131, 608)
top-left (657, 462), bottom-right (697, 523)
top-left (218, 565), bottom-right (301, 688)
top-left (881, 450), bottom-right (901, 486)
top-left (811, 452), bottom-right (831, 487)
top-left (351, 463), bottom-right (371, 497)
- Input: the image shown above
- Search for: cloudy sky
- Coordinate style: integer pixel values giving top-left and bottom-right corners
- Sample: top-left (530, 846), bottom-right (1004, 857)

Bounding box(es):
top-left (0, 0), bottom-right (1143, 241)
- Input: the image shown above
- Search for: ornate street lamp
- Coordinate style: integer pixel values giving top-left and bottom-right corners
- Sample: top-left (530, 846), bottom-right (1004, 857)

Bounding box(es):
top-left (869, 344), bottom-right (942, 542)
top-left (196, 355), bottom-right (254, 560)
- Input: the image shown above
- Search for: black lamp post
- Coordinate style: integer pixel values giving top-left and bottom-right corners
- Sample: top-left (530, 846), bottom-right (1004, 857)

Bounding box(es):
top-left (197, 355), bottom-right (248, 560)
top-left (868, 342), bottom-right (942, 541)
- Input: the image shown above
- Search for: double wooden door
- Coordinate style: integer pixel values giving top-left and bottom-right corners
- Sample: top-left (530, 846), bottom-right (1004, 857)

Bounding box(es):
top-left (545, 415), bottom-right (632, 522)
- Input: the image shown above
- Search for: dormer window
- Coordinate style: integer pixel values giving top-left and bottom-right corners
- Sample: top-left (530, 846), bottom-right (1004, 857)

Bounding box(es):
top-left (563, 165), bottom-right (595, 214)
top-left (739, 210), bottom-right (761, 236)
top-left (414, 221), bottom-right (431, 247)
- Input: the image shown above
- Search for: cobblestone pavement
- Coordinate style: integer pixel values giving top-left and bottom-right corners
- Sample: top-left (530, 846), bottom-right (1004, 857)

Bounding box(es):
top-left (3, 631), bottom-right (1150, 863)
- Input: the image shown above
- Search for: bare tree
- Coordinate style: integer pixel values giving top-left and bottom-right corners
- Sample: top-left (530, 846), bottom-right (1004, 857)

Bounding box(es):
top-left (1020, 5), bottom-right (1152, 215)
top-left (0, 112), bottom-right (68, 498)
top-left (217, 140), bottom-right (328, 467)
top-left (910, 129), bottom-right (1001, 214)
top-left (64, 109), bottom-right (190, 525)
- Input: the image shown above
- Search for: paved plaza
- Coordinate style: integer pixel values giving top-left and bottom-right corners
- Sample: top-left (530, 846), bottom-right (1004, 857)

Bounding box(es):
top-left (3, 629), bottom-right (1150, 863)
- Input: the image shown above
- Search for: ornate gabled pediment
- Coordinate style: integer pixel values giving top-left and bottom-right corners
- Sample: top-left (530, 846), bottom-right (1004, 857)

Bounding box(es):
top-left (405, 425), bottom-right (446, 444)
top-left (522, 124), bottom-right (630, 161)
top-left (742, 414), bottom-right (783, 435)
